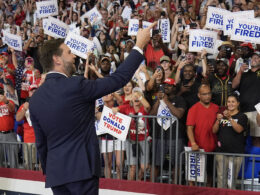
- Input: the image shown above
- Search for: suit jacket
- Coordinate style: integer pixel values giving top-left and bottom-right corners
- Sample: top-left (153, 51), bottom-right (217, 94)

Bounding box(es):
top-left (29, 49), bottom-right (144, 187)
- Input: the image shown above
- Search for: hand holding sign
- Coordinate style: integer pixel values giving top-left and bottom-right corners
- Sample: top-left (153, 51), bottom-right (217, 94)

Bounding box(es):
top-left (136, 21), bottom-right (157, 50)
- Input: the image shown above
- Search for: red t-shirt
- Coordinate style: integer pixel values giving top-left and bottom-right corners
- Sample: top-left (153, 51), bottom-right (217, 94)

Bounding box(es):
top-left (186, 102), bottom-right (219, 152)
top-left (121, 95), bottom-right (130, 105)
top-left (17, 104), bottom-right (35, 143)
top-left (21, 69), bottom-right (40, 99)
top-left (118, 104), bottom-right (149, 141)
top-left (0, 100), bottom-right (15, 131)
top-left (15, 11), bottom-right (26, 26)
top-left (145, 43), bottom-right (164, 71)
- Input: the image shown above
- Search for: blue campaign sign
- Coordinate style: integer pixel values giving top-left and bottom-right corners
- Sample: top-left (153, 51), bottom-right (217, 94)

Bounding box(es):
top-left (65, 32), bottom-right (94, 59)
top-left (44, 16), bottom-right (69, 38)
top-left (223, 10), bottom-right (254, 36)
top-left (3, 30), bottom-right (23, 51)
top-left (36, 0), bottom-right (58, 18)
top-left (189, 30), bottom-right (217, 54)
top-left (231, 18), bottom-right (260, 44)
top-left (206, 6), bottom-right (229, 30)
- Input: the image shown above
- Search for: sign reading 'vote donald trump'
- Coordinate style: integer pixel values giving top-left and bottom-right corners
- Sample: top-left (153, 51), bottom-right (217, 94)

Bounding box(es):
top-left (231, 18), bottom-right (260, 44)
top-left (36, 0), bottom-right (58, 18)
top-left (98, 106), bottom-right (131, 141)
top-left (189, 30), bottom-right (217, 54)
top-left (206, 6), bottom-right (229, 30)
top-left (44, 16), bottom-right (69, 38)
top-left (65, 32), bottom-right (95, 59)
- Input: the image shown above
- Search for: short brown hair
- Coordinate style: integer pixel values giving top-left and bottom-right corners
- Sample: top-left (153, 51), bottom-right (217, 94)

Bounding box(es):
top-left (39, 39), bottom-right (64, 72)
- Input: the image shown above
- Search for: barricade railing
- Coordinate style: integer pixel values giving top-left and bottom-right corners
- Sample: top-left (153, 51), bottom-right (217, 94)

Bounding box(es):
top-left (99, 115), bottom-right (179, 184)
top-left (179, 150), bottom-right (260, 191)
top-left (0, 141), bottom-right (41, 171)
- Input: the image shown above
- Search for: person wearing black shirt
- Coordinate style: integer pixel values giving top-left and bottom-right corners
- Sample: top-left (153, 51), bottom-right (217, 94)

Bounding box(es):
top-left (213, 94), bottom-right (248, 189)
top-left (177, 64), bottom-right (200, 110)
top-left (232, 52), bottom-right (260, 147)
top-left (150, 78), bottom-right (186, 182)
top-left (208, 59), bottom-right (233, 107)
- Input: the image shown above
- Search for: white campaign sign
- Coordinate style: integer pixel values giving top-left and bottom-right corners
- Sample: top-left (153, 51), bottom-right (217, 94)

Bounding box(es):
top-left (255, 103), bottom-right (260, 114)
top-left (121, 6), bottom-right (132, 20)
top-left (231, 18), bottom-right (260, 44)
top-left (185, 147), bottom-right (206, 183)
top-left (42, 18), bottom-right (48, 29)
top-left (189, 29), bottom-right (217, 54)
top-left (36, 0), bottom-right (58, 18)
top-left (223, 10), bottom-right (254, 36)
top-left (98, 106), bottom-right (131, 141)
top-left (128, 20), bottom-right (152, 36)
top-left (157, 100), bottom-right (176, 130)
top-left (81, 7), bottom-right (102, 25)
top-left (3, 85), bottom-right (19, 106)
top-left (160, 19), bottom-right (170, 43)
top-left (128, 19), bottom-right (139, 36)
top-left (227, 159), bottom-right (234, 188)
top-left (2, 30), bottom-right (23, 52)
top-left (44, 16), bottom-right (69, 38)
top-left (206, 6), bottom-right (230, 30)
top-left (25, 110), bottom-right (32, 127)
top-left (64, 32), bottom-right (95, 59)
top-left (142, 21), bottom-right (152, 37)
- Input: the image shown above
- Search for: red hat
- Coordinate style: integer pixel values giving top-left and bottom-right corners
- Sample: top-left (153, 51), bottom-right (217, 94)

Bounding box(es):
top-left (240, 42), bottom-right (253, 50)
top-left (0, 52), bottom-right (9, 57)
top-left (25, 56), bottom-right (34, 61)
top-left (28, 84), bottom-right (38, 91)
top-left (163, 78), bottom-right (176, 86)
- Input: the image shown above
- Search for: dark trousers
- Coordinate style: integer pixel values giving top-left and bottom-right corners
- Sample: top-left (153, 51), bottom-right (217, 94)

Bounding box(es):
top-left (51, 176), bottom-right (99, 195)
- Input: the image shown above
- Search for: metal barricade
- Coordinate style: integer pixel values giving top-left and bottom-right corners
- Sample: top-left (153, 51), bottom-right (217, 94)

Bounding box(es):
top-left (99, 115), bottom-right (180, 184)
top-left (0, 141), bottom-right (41, 171)
top-left (179, 150), bottom-right (260, 191)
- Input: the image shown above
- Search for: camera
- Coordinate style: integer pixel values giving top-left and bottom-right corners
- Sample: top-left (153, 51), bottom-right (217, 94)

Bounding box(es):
top-left (159, 84), bottom-right (164, 93)
top-left (161, 11), bottom-right (166, 17)
top-left (149, 2), bottom-right (155, 7)
top-left (190, 23), bottom-right (197, 29)
top-left (0, 88), bottom-right (4, 95)
top-left (178, 18), bottom-right (182, 24)
top-left (152, 29), bottom-right (160, 36)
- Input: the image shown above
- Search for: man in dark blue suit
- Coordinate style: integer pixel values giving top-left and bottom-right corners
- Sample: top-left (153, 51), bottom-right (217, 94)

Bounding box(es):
top-left (29, 22), bottom-right (157, 194)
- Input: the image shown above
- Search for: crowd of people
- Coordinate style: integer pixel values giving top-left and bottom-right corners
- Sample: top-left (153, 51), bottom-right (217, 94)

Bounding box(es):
top-left (0, 0), bottom-right (260, 190)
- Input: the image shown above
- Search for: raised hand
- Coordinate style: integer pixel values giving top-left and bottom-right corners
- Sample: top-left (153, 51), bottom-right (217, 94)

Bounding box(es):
top-left (136, 21), bottom-right (157, 50)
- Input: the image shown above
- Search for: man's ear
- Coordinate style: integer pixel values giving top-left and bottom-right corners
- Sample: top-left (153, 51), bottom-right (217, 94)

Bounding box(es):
top-left (52, 55), bottom-right (61, 67)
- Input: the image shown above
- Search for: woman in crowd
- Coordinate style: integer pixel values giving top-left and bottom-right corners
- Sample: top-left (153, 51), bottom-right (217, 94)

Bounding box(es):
top-left (213, 94), bottom-right (248, 189)
top-left (113, 87), bottom-right (151, 180)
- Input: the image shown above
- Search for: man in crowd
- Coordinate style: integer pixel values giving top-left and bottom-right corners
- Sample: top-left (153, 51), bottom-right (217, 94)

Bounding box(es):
top-left (232, 52), bottom-right (260, 147)
top-left (29, 22), bottom-right (156, 194)
top-left (177, 64), bottom-right (200, 110)
top-left (208, 59), bottom-right (233, 107)
top-left (150, 78), bottom-right (186, 182)
top-left (186, 84), bottom-right (219, 185)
